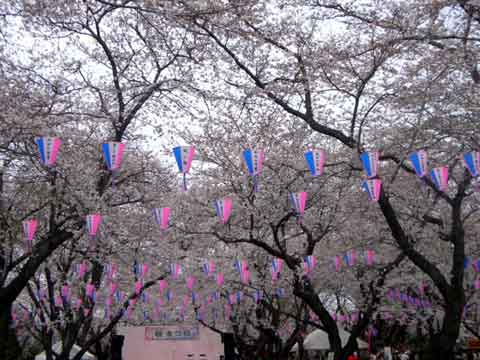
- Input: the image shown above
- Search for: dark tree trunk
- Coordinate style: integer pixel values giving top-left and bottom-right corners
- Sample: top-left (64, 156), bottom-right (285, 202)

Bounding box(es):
top-left (293, 278), bottom-right (343, 358)
top-left (0, 303), bottom-right (22, 360)
top-left (425, 297), bottom-right (464, 360)
top-left (377, 185), bottom-right (468, 360)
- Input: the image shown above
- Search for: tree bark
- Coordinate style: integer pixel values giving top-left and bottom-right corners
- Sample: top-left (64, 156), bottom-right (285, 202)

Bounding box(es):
top-left (0, 303), bottom-right (22, 360)
top-left (293, 277), bottom-right (343, 359)
top-left (378, 184), bottom-right (467, 360)
top-left (426, 299), bottom-right (463, 360)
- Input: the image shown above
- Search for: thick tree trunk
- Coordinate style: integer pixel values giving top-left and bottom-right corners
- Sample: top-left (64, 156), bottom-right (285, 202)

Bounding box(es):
top-left (377, 187), bottom-right (468, 360)
top-left (293, 278), bottom-right (343, 358)
top-left (426, 297), bottom-right (464, 360)
top-left (425, 186), bottom-right (466, 360)
top-left (0, 303), bottom-right (22, 360)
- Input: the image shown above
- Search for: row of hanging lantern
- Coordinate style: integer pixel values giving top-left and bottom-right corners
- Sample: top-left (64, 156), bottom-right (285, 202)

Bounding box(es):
top-left (22, 209), bottom-right (171, 252)
top-left (60, 255), bottom-right (331, 319)
top-left (69, 251), bottom-right (376, 306)
top-left (27, 138), bottom-right (479, 251)
top-left (16, 278), bottom-right (278, 327)
top-left (386, 288), bottom-right (432, 309)
top-left (22, 193), bottom-right (300, 252)
top-left (361, 150), bottom-right (480, 200)
top-left (36, 137), bottom-right (126, 172)
top-left (26, 257), bottom-right (297, 322)
top-left (34, 137), bottom-right (480, 197)
top-left (22, 269), bottom-right (439, 327)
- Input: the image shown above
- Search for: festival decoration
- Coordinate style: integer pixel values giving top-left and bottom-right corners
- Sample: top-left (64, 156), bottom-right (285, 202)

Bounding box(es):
top-left (135, 280), bottom-right (143, 295)
top-left (133, 261), bottom-right (150, 279)
top-left (102, 142), bottom-right (125, 172)
top-left (275, 288), bottom-right (285, 298)
top-left (289, 192), bottom-right (307, 223)
top-left (254, 289), bottom-right (263, 304)
top-left (360, 151), bottom-right (379, 178)
top-left (409, 150), bottom-right (428, 178)
top-left (271, 258), bottom-right (283, 282)
top-left (214, 198), bottom-right (233, 224)
top-left (22, 219), bottom-right (38, 253)
top-left (110, 282), bottom-right (118, 296)
top-left (334, 249), bottom-right (375, 271)
top-left (361, 179), bottom-right (382, 202)
top-left (173, 145), bottom-right (195, 191)
top-left (224, 304), bottom-right (232, 319)
top-left (344, 250), bottom-right (357, 267)
top-left (159, 280), bottom-right (168, 293)
top-left (463, 151), bottom-right (480, 177)
top-left (114, 290), bottom-right (124, 304)
top-left (140, 263), bottom-right (149, 278)
top-left (186, 276), bottom-right (196, 291)
top-left (86, 214), bottom-right (102, 250)
top-left (303, 255), bottom-right (317, 275)
top-left (202, 260), bottom-right (215, 277)
top-left (170, 263), bottom-right (182, 280)
top-left (234, 260), bottom-right (249, 283)
top-left (430, 166), bottom-right (449, 192)
top-left (36, 288), bottom-right (46, 302)
top-left (236, 291), bottom-right (243, 303)
top-left (234, 259), bottom-right (248, 274)
top-left (216, 273), bottom-right (224, 288)
top-left (386, 288), bottom-right (432, 309)
top-left (86, 283), bottom-right (95, 302)
top-left (473, 259), bottom-right (480, 272)
top-left (241, 268), bottom-right (250, 284)
top-left (304, 149), bottom-right (326, 177)
top-left (365, 250), bottom-right (375, 266)
top-left (166, 290), bottom-right (173, 303)
top-left (212, 308), bottom-right (219, 321)
top-left (104, 263), bottom-right (117, 281)
top-left (242, 149), bottom-right (265, 192)
top-left (61, 284), bottom-right (70, 302)
top-left (35, 137), bottom-right (62, 167)
top-left (152, 207), bottom-right (171, 232)
top-left (75, 261), bottom-right (88, 279)
top-left (334, 256), bottom-right (341, 272)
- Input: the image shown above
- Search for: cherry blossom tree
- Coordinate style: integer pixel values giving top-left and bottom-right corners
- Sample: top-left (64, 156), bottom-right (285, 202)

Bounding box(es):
top-left (158, 1), bottom-right (480, 359)
top-left (1, 2), bottom-right (480, 360)
top-left (0, 0), bottom-right (198, 358)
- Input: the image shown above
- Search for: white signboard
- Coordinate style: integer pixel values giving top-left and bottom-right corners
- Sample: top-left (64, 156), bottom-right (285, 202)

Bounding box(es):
top-left (144, 325), bottom-right (200, 341)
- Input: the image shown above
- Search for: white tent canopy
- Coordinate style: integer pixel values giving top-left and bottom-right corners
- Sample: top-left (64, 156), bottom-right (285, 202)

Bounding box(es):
top-left (291, 327), bottom-right (368, 352)
top-left (35, 343), bottom-right (95, 360)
